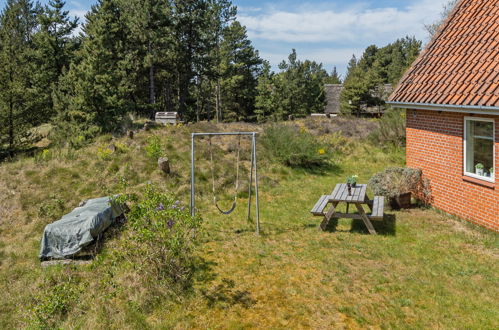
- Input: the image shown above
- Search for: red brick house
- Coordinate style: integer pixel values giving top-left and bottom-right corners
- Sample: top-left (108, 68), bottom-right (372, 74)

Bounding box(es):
top-left (388, 0), bottom-right (498, 231)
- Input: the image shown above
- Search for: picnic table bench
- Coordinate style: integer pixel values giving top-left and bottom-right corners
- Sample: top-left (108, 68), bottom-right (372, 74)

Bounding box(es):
top-left (310, 183), bottom-right (384, 235)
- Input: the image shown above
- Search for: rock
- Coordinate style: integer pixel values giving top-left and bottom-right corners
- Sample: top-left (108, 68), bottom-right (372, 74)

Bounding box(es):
top-left (144, 121), bottom-right (156, 131)
top-left (158, 157), bottom-right (170, 174)
top-left (108, 143), bottom-right (116, 152)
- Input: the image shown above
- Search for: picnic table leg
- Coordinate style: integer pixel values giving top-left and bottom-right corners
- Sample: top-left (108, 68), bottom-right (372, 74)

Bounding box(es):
top-left (320, 201), bottom-right (338, 231)
top-left (364, 194), bottom-right (374, 212)
top-left (354, 203), bottom-right (377, 235)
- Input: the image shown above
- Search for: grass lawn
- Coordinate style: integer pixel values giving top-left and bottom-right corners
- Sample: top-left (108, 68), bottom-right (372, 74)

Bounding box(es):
top-left (0, 120), bottom-right (497, 329)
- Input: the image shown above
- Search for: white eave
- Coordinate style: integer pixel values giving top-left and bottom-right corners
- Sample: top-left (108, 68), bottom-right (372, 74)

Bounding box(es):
top-left (387, 101), bottom-right (499, 116)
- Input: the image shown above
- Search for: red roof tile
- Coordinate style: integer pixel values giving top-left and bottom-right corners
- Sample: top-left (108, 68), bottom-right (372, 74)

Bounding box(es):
top-left (389, 0), bottom-right (499, 107)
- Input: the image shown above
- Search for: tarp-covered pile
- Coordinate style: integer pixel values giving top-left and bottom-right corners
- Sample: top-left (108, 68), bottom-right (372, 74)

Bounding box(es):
top-left (39, 196), bottom-right (126, 259)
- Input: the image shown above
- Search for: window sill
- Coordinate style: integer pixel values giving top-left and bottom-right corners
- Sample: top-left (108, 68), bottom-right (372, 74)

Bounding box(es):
top-left (462, 175), bottom-right (496, 189)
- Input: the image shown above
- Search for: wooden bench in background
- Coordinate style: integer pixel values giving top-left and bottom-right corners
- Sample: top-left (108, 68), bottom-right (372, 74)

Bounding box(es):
top-left (155, 112), bottom-right (179, 125)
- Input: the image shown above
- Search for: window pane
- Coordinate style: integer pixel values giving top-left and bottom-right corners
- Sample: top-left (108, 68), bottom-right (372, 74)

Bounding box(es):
top-left (473, 121), bottom-right (493, 138)
top-left (466, 120), bottom-right (494, 178)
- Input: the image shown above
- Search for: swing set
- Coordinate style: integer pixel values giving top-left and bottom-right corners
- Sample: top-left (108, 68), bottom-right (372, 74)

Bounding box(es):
top-left (190, 132), bottom-right (260, 234)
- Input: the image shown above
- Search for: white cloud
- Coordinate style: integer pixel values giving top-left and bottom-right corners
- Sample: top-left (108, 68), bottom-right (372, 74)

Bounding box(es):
top-left (238, 0), bottom-right (450, 44)
top-left (69, 9), bottom-right (87, 21)
top-left (69, 9), bottom-right (87, 36)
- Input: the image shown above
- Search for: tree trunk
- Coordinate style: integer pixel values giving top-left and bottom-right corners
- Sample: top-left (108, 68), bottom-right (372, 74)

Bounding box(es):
top-left (8, 65), bottom-right (14, 157)
top-left (148, 41), bottom-right (156, 119)
top-left (8, 98), bottom-right (14, 157)
top-left (215, 79), bottom-right (222, 123)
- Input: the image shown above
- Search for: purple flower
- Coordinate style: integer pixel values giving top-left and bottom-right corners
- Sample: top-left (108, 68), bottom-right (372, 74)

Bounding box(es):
top-left (156, 203), bottom-right (164, 211)
top-left (180, 206), bottom-right (185, 211)
top-left (167, 219), bottom-right (175, 229)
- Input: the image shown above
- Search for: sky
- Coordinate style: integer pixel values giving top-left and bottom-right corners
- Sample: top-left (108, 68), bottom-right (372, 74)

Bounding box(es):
top-left (1, 0), bottom-right (450, 77)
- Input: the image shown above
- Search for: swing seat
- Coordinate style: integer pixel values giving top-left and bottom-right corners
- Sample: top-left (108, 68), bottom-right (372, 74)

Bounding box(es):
top-left (215, 200), bottom-right (237, 215)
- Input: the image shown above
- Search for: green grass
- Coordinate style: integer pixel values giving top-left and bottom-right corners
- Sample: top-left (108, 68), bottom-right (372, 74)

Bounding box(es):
top-left (0, 120), bottom-right (497, 329)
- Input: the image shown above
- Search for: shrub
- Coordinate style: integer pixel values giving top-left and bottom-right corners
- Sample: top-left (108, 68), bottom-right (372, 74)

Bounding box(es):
top-left (369, 108), bottom-right (406, 147)
top-left (145, 136), bottom-right (163, 159)
top-left (38, 194), bottom-right (65, 219)
top-left (34, 149), bottom-right (52, 163)
top-left (261, 124), bottom-right (329, 168)
top-left (368, 167), bottom-right (432, 206)
top-left (29, 273), bottom-right (84, 329)
top-left (96, 145), bottom-right (113, 160)
top-left (116, 185), bottom-right (202, 291)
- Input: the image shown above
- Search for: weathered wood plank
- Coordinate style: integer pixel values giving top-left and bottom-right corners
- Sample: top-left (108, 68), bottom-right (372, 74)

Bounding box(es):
top-left (317, 195), bottom-right (331, 214)
top-left (320, 201), bottom-right (339, 230)
top-left (355, 203), bottom-right (377, 235)
top-left (330, 185), bottom-right (341, 200)
top-left (311, 195), bottom-right (328, 215)
top-left (369, 196), bottom-right (384, 220)
top-left (358, 185), bottom-right (367, 202)
top-left (332, 184), bottom-right (345, 200)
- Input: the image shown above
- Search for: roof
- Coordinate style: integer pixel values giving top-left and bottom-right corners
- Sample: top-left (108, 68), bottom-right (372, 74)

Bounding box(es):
top-left (389, 0), bottom-right (499, 109)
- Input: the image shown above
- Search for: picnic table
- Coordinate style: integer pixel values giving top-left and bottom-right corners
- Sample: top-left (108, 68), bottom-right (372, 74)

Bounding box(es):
top-left (310, 183), bottom-right (384, 235)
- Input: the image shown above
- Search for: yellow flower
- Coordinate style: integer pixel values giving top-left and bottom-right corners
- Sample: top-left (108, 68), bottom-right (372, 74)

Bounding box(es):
top-left (318, 149), bottom-right (325, 155)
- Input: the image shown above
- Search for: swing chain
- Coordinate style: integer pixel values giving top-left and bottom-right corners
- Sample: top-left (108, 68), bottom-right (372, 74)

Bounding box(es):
top-left (208, 135), bottom-right (241, 214)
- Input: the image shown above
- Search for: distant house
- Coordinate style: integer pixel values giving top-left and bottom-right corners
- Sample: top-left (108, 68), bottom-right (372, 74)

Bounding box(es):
top-left (324, 84), bottom-right (393, 116)
top-left (388, 0), bottom-right (498, 231)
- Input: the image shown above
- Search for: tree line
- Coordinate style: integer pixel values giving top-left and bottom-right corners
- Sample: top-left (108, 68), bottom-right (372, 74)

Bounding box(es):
top-left (340, 37), bottom-right (422, 116)
top-left (0, 0), bottom-right (422, 157)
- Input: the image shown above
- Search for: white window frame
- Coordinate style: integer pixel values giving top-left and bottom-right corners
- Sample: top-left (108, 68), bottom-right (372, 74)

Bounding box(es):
top-left (463, 116), bottom-right (495, 183)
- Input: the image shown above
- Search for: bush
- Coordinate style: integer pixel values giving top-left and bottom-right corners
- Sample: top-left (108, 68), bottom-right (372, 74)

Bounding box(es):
top-left (261, 124), bottom-right (329, 168)
top-left (369, 108), bottom-right (406, 147)
top-left (145, 136), bottom-right (163, 159)
top-left (29, 273), bottom-right (84, 329)
top-left (368, 167), bottom-right (432, 206)
top-left (116, 185), bottom-right (202, 291)
top-left (96, 145), bottom-right (113, 160)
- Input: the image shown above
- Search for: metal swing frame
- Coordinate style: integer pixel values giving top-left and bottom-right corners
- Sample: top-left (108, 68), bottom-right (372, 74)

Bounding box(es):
top-left (190, 132), bottom-right (260, 234)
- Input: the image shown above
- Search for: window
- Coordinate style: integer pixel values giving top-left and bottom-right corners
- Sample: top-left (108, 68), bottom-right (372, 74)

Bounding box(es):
top-left (464, 117), bottom-right (495, 182)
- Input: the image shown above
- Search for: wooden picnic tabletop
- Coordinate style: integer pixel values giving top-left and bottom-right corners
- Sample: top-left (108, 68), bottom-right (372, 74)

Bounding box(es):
top-left (329, 183), bottom-right (367, 203)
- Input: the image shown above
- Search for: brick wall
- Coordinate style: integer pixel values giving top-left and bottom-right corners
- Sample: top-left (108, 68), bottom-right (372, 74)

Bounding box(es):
top-left (406, 109), bottom-right (499, 232)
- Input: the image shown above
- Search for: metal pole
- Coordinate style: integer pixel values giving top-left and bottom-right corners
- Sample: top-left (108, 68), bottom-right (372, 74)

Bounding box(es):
top-left (253, 133), bottom-right (260, 234)
top-left (190, 134), bottom-right (195, 216)
top-left (192, 132), bottom-right (256, 136)
top-left (247, 135), bottom-right (254, 221)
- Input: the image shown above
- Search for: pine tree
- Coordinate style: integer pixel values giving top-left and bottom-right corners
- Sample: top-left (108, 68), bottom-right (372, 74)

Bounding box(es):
top-left (171, 0), bottom-right (213, 120)
top-left (32, 0), bottom-right (79, 120)
top-left (53, 0), bottom-right (132, 147)
top-left (325, 66), bottom-right (341, 84)
top-left (119, 0), bottom-right (174, 118)
top-left (255, 50), bottom-right (327, 121)
top-left (340, 37), bottom-right (422, 116)
top-left (0, 0), bottom-right (39, 157)
top-left (255, 61), bottom-right (274, 122)
top-left (218, 21), bottom-right (262, 121)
